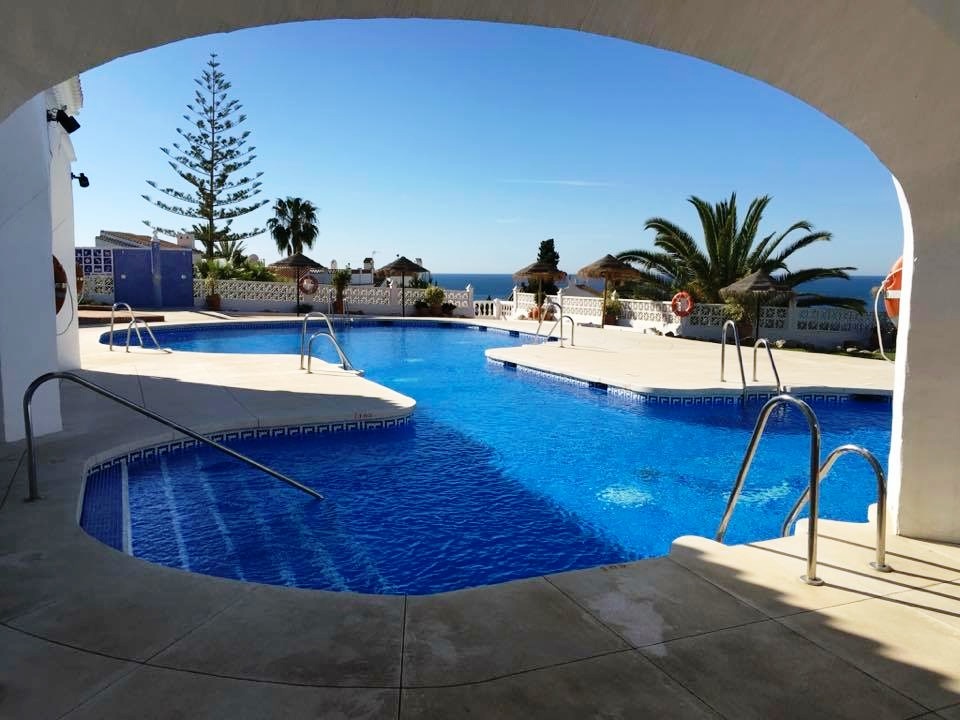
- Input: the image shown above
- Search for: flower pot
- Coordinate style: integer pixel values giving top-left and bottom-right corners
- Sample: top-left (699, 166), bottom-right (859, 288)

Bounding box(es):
top-left (430, 303), bottom-right (442, 316)
top-left (604, 313), bottom-right (618, 325)
top-left (206, 293), bottom-right (221, 311)
top-left (334, 299), bottom-right (345, 314)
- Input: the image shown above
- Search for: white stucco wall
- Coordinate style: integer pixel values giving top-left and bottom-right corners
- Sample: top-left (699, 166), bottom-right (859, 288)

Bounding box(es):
top-left (0, 94), bottom-right (62, 440)
top-left (49, 117), bottom-right (81, 369)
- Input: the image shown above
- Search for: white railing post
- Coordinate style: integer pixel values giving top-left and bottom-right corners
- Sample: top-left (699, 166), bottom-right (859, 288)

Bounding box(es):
top-left (465, 283), bottom-right (475, 317)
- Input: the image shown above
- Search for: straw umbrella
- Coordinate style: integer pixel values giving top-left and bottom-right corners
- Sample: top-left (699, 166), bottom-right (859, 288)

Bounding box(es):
top-left (577, 254), bottom-right (643, 328)
top-left (270, 252), bottom-right (325, 316)
top-left (378, 256), bottom-right (429, 318)
top-left (719, 270), bottom-right (790, 338)
top-left (513, 260), bottom-right (567, 318)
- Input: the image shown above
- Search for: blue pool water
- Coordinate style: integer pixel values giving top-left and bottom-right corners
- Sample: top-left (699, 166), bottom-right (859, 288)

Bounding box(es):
top-left (85, 322), bottom-right (891, 594)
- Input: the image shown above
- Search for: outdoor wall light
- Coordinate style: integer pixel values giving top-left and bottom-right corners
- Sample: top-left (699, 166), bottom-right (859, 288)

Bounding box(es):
top-left (71, 173), bottom-right (90, 188)
top-left (46, 108), bottom-right (80, 134)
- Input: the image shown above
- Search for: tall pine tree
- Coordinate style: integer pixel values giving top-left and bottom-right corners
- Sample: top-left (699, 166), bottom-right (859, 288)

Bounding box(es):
top-left (143, 53), bottom-right (267, 258)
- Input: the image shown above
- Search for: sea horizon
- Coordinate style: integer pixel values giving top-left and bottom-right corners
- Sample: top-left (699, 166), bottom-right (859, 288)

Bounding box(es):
top-left (432, 272), bottom-right (886, 305)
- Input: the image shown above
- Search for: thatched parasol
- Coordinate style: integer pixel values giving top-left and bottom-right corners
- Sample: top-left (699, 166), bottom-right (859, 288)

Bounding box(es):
top-left (577, 254), bottom-right (643, 328)
top-left (271, 252), bottom-right (325, 316)
top-left (719, 270), bottom-right (790, 337)
top-left (513, 260), bottom-right (567, 315)
top-left (378, 256), bottom-right (429, 317)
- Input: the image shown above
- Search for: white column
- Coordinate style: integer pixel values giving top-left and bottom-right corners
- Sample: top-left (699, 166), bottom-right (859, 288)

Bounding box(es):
top-left (0, 94), bottom-right (61, 440)
top-left (49, 119), bottom-right (81, 368)
top-left (888, 174), bottom-right (960, 542)
top-left (465, 283), bottom-right (475, 317)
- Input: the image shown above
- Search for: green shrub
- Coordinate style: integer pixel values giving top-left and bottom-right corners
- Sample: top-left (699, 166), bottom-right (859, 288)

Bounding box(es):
top-left (424, 285), bottom-right (445, 306)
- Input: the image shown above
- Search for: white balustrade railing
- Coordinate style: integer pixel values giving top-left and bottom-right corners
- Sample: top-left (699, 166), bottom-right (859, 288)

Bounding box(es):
top-left (507, 288), bottom-right (872, 348)
top-left (186, 279), bottom-right (476, 315)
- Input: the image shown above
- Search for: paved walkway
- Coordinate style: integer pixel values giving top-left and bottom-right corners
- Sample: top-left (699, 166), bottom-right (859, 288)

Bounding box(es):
top-left (2, 312), bottom-right (955, 719)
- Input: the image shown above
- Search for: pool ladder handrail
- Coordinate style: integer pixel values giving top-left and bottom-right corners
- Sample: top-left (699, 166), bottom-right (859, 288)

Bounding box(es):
top-left (715, 394), bottom-right (890, 584)
top-left (752, 338), bottom-right (782, 393)
top-left (539, 314), bottom-right (576, 347)
top-left (781, 443), bottom-right (891, 572)
top-left (109, 303), bottom-right (168, 353)
top-left (305, 331), bottom-right (362, 375)
top-left (299, 312), bottom-right (338, 369)
top-left (22, 371), bottom-right (323, 502)
top-left (720, 320), bottom-right (747, 400)
top-left (715, 394), bottom-right (825, 584)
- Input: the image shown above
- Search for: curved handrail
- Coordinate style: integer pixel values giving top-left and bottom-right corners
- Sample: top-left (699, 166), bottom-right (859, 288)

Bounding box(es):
top-left (781, 444), bottom-right (891, 572)
top-left (109, 303), bottom-right (167, 353)
top-left (22, 372), bottom-right (323, 502)
top-left (715, 394), bottom-right (824, 585)
top-left (559, 315), bottom-right (575, 348)
top-left (126, 318), bottom-right (169, 354)
top-left (720, 320), bottom-right (747, 399)
top-left (109, 302), bottom-right (133, 351)
top-left (306, 331), bottom-right (361, 375)
top-left (300, 312), bottom-right (337, 369)
top-left (752, 338), bottom-right (782, 392)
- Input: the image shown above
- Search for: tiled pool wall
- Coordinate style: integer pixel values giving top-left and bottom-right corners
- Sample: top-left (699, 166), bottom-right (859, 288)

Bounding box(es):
top-left (487, 358), bottom-right (893, 406)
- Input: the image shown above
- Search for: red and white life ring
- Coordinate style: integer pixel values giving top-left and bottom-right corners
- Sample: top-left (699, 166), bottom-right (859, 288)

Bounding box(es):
top-left (671, 291), bottom-right (695, 318)
top-left (298, 274), bottom-right (319, 295)
top-left (882, 257), bottom-right (902, 326)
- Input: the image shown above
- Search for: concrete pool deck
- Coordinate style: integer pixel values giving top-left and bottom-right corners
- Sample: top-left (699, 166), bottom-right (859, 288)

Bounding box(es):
top-left (3, 312), bottom-right (957, 719)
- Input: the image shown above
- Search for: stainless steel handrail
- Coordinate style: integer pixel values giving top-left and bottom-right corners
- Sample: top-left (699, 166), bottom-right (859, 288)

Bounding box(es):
top-left (781, 444), bottom-right (891, 572)
top-left (300, 312), bottom-right (337, 369)
top-left (109, 303), bottom-right (132, 350)
top-left (22, 372), bottom-right (323, 502)
top-left (559, 315), bottom-right (575, 348)
top-left (752, 338), bottom-right (782, 392)
top-left (720, 320), bottom-right (747, 400)
top-left (715, 394), bottom-right (824, 585)
top-left (306, 331), bottom-right (361, 375)
top-left (126, 318), bottom-right (168, 353)
top-left (109, 302), bottom-right (166, 352)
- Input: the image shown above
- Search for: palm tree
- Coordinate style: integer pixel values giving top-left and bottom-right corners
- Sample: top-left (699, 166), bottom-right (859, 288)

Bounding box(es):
top-left (267, 197), bottom-right (319, 256)
top-left (617, 193), bottom-right (865, 312)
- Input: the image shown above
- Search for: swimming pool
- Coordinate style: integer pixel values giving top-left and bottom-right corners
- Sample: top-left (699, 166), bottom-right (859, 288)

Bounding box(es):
top-left (83, 321), bottom-right (892, 594)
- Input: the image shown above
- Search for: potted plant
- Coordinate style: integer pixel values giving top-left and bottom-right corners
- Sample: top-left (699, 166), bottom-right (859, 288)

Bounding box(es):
top-left (603, 296), bottom-right (622, 325)
top-left (441, 302), bottom-right (456, 318)
top-left (723, 298), bottom-right (752, 340)
top-left (331, 268), bottom-right (351, 314)
top-left (424, 285), bottom-right (445, 315)
top-left (204, 266), bottom-right (222, 311)
top-left (414, 299), bottom-right (429, 316)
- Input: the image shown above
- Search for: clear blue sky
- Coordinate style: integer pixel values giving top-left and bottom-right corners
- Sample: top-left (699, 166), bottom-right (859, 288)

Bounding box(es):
top-left (71, 19), bottom-right (903, 274)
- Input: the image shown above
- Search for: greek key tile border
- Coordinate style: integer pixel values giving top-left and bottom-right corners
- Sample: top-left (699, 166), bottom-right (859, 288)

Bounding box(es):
top-left (486, 358), bottom-right (891, 406)
top-left (83, 415), bottom-right (413, 478)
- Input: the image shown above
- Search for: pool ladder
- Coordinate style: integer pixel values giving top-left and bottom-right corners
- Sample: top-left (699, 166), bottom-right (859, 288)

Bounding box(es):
top-left (720, 320), bottom-right (781, 398)
top-left (108, 303), bottom-right (169, 353)
top-left (22, 371), bottom-right (324, 502)
top-left (715, 393), bottom-right (891, 585)
top-left (299, 312), bottom-right (362, 375)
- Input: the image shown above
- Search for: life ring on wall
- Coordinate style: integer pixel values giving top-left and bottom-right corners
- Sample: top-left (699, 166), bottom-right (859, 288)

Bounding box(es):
top-left (882, 257), bottom-right (902, 326)
top-left (298, 274), bottom-right (319, 295)
top-left (671, 291), bottom-right (695, 318)
top-left (53, 256), bottom-right (68, 313)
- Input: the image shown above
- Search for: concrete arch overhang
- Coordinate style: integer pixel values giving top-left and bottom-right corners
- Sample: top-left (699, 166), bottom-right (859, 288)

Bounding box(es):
top-left (2, 0), bottom-right (959, 540)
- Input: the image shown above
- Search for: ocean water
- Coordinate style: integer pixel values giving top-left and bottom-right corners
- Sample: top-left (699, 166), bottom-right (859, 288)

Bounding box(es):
top-left (433, 273), bottom-right (885, 305)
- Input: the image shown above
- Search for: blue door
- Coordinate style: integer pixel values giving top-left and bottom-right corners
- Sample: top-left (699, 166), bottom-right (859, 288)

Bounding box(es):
top-left (112, 250), bottom-right (154, 308)
top-left (160, 250), bottom-right (194, 307)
